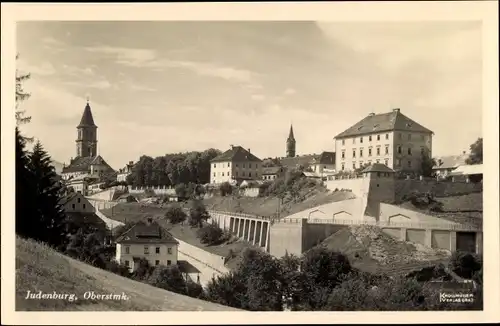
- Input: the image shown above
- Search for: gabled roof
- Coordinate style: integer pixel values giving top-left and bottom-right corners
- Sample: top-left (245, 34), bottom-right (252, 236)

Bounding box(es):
top-left (335, 109), bottom-right (433, 139)
top-left (78, 102), bottom-right (97, 128)
top-left (210, 146), bottom-right (262, 163)
top-left (311, 151), bottom-right (336, 165)
top-left (448, 164), bottom-right (482, 176)
top-left (279, 154), bottom-right (318, 168)
top-left (262, 166), bottom-right (283, 175)
top-left (433, 154), bottom-right (468, 170)
top-left (115, 220), bottom-right (179, 244)
top-left (362, 163), bottom-right (395, 173)
top-left (62, 155), bottom-right (115, 173)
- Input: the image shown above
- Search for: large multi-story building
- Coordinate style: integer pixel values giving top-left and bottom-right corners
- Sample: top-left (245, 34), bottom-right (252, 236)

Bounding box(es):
top-left (210, 145), bottom-right (263, 184)
top-left (334, 108), bottom-right (433, 173)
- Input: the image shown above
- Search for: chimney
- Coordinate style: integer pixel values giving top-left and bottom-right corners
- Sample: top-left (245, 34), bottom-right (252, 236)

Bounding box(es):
top-left (248, 148), bottom-right (251, 153)
top-left (368, 112), bottom-right (375, 116)
top-left (129, 161), bottom-right (133, 165)
top-left (462, 151), bottom-right (466, 155)
top-left (230, 144), bottom-right (234, 150)
top-left (393, 108), bottom-right (400, 113)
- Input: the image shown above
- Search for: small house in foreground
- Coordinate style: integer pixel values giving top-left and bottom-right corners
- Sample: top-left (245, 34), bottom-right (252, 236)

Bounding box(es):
top-left (115, 219), bottom-right (179, 272)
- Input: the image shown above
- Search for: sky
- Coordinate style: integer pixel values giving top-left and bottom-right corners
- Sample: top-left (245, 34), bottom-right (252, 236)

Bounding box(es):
top-left (16, 21), bottom-right (482, 169)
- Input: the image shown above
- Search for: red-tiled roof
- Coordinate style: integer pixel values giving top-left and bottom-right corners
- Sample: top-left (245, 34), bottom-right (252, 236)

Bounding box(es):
top-left (335, 109), bottom-right (433, 139)
top-left (115, 221), bottom-right (179, 245)
top-left (210, 146), bottom-right (262, 163)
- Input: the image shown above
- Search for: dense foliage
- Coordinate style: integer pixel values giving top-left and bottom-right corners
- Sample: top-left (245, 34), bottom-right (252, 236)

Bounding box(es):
top-left (126, 149), bottom-right (221, 187)
top-left (465, 137), bottom-right (483, 165)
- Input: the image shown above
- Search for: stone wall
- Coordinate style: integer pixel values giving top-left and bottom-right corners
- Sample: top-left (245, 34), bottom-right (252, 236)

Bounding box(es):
top-left (175, 238), bottom-right (229, 274)
top-left (128, 185), bottom-right (177, 196)
top-left (325, 177), bottom-right (366, 198)
top-left (394, 179), bottom-right (482, 201)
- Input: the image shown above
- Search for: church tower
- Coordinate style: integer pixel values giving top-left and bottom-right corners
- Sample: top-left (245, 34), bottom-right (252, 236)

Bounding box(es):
top-left (76, 100), bottom-right (98, 158)
top-left (286, 124), bottom-right (296, 158)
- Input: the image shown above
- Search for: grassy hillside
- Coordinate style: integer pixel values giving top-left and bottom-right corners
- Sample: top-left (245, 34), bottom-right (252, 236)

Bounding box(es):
top-left (15, 236), bottom-right (239, 311)
top-left (399, 193), bottom-right (483, 227)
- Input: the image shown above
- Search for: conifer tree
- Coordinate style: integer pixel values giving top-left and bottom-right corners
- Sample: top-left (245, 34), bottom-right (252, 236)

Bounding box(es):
top-left (26, 141), bottom-right (67, 248)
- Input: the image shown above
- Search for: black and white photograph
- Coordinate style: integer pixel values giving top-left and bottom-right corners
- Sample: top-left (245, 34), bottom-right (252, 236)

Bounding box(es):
top-left (2, 1), bottom-right (499, 324)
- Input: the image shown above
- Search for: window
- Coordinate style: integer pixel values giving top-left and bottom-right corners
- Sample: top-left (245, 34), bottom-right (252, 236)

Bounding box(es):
top-left (125, 260), bottom-right (130, 267)
top-left (352, 150), bottom-right (356, 158)
top-left (167, 260), bottom-right (172, 266)
top-left (222, 172), bottom-right (224, 177)
top-left (351, 162), bottom-right (355, 169)
top-left (360, 149), bottom-right (364, 157)
top-left (213, 172), bottom-right (215, 177)
top-left (408, 160), bottom-right (412, 168)
top-left (155, 247), bottom-right (160, 254)
top-left (235, 171), bottom-right (239, 177)
top-left (341, 151), bottom-right (345, 159)
top-left (72, 204), bottom-right (75, 209)
top-left (342, 139), bottom-right (345, 145)
top-left (341, 163), bottom-right (345, 171)
top-left (386, 133), bottom-right (389, 140)
top-left (155, 260), bottom-right (160, 266)
top-left (77, 198), bottom-right (81, 203)
top-left (368, 148), bottom-right (372, 156)
top-left (408, 134), bottom-right (412, 140)
top-left (228, 171), bottom-right (231, 176)
top-left (384, 159), bottom-right (389, 166)
top-left (377, 172), bottom-right (381, 177)
top-left (368, 160), bottom-right (372, 165)
top-left (213, 164), bottom-right (216, 168)
top-left (83, 204), bottom-right (86, 209)
top-left (168, 247), bottom-right (172, 254)
top-left (376, 148), bottom-right (380, 155)
top-left (408, 148), bottom-right (412, 156)
top-left (397, 146), bottom-right (402, 154)
top-left (420, 147), bottom-right (425, 155)
top-left (376, 159), bottom-right (380, 164)
top-left (228, 162), bottom-right (230, 167)
top-left (369, 135), bottom-right (372, 141)
top-left (359, 161), bottom-right (363, 167)
top-left (236, 164), bottom-right (239, 167)
top-left (396, 159), bottom-right (401, 167)
top-left (144, 246), bottom-right (149, 254)
top-left (249, 172), bottom-right (252, 177)
top-left (125, 246), bottom-right (130, 254)
top-left (377, 134), bottom-right (380, 141)
top-left (360, 137), bottom-right (363, 143)
top-left (385, 146), bottom-right (389, 155)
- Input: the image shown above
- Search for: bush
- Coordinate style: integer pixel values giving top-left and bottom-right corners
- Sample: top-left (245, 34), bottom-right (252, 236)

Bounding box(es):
top-left (219, 182), bottom-right (233, 196)
top-left (105, 260), bottom-right (131, 277)
top-left (197, 224), bottom-right (224, 245)
top-left (148, 265), bottom-right (188, 295)
top-left (449, 251), bottom-right (482, 279)
top-left (189, 200), bottom-right (210, 228)
top-left (165, 205), bottom-right (187, 224)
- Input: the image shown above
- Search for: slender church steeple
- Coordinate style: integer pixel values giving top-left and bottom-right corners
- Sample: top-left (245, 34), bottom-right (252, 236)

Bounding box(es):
top-left (286, 124), bottom-right (296, 158)
top-left (76, 99), bottom-right (98, 158)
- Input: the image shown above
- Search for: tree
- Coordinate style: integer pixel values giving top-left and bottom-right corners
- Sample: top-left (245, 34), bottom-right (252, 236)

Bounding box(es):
top-left (219, 182), bottom-right (233, 196)
top-left (18, 141), bottom-right (67, 249)
top-left (189, 200), bottom-right (210, 228)
top-left (419, 151), bottom-right (436, 177)
top-left (466, 137), bottom-right (483, 165)
top-left (132, 258), bottom-right (153, 281)
top-left (148, 265), bottom-right (189, 295)
top-left (16, 54), bottom-right (32, 128)
top-left (175, 183), bottom-right (188, 198)
top-left (164, 205), bottom-right (187, 224)
top-left (196, 224), bottom-right (224, 245)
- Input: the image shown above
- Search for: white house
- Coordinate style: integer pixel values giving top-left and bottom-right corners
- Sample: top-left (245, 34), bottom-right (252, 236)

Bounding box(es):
top-left (115, 219), bottom-right (179, 272)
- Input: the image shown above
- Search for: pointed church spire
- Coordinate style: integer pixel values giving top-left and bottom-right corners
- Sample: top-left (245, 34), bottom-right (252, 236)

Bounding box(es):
top-left (288, 124), bottom-right (295, 140)
top-left (78, 99), bottom-right (96, 128)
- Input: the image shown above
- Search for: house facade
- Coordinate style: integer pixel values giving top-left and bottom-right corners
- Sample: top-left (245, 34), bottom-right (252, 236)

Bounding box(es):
top-left (117, 161), bottom-right (134, 182)
top-left (310, 151), bottom-right (336, 175)
top-left (334, 108), bottom-right (433, 173)
top-left (210, 145), bottom-right (263, 184)
top-left (115, 219), bottom-right (179, 272)
top-left (60, 192), bottom-right (95, 214)
top-left (433, 152), bottom-right (468, 179)
top-left (262, 166), bottom-right (284, 181)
